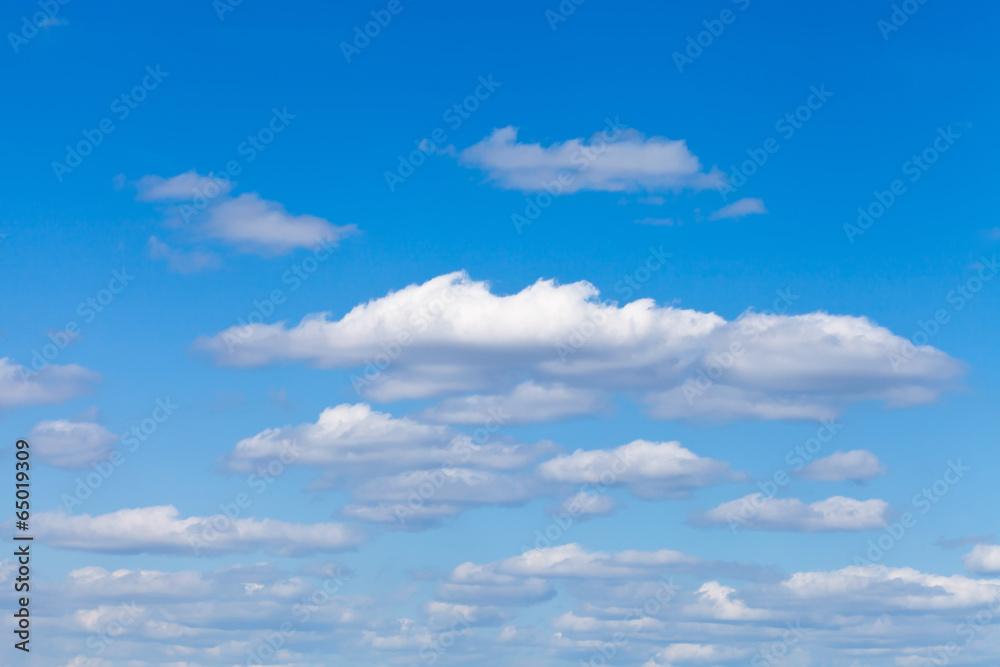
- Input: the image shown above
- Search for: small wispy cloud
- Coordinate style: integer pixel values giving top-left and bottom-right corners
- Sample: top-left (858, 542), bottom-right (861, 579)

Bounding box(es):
top-left (148, 236), bottom-right (221, 273)
top-left (709, 197), bottom-right (768, 221)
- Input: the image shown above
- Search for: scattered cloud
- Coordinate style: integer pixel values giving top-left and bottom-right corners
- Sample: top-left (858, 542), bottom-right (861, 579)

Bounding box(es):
top-left (708, 197), bottom-right (768, 221)
top-left (458, 126), bottom-right (722, 193)
top-left (136, 170), bottom-right (233, 202)
top-left (27, 419), bottom-right (117, 469)
top-left (555, 492), bottom-right (619, 520)
top-left (32, 505), bottom-right (366, 556)
top-left (696, 494), bottom-right (891, 532)
top-left (199, 192), bottom-right (355, 256)
top-left (147, 236), bottom-right (221, 273)
top-left (537, 440), bottom-right (741, 499)
top-left (136, 171), bottom-right (356, 256)
top-left (0, 358), bottom-right (98, 409)
top-left (797, 449), bottom-right (888, 482)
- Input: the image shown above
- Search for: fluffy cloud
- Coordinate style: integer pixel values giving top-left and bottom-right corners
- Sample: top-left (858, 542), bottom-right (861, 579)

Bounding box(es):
top-left (537, 440), bottom-right (741, 499)
top-left (797, 449), bottom-right (888, 482)
top-left (697, 494), bottom-right (891, 532)
top-left (27, 419), bottom-right (117, 469)
top-left (221, 405), bottom-right (740, 527)
top-left (682, 581), bottom-right (776, 621)
top-left (33, 505), bottom-right (366, 556)
top-left (776, 564), bottom-right (1000, 611)
top-left (457, 125), bottom-right (723, 193)
top-left (708, 197), bottom-right (768, 221)
top-left (194, 272), bottom-right (963, 422)
top-left (222, 402), bottom-right (553, 481)
top-left (962, 544), bottom-right (1000, 575)
top-left (136, 171), bottom-right (356, 255)
top-left (223, 403), bottom-right (556, 527)
top-left (0, 358), bottom-right (98, 408)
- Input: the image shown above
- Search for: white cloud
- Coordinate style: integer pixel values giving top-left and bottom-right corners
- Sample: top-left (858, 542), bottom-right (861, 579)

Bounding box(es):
top-left (199, 192), bottom-right (355, 256)
top-left (698, 494), bottom-right (891, 532)
top-left (0, 358), bottom-right (98, 409)
top-left (33, 505), bottom-right (366, 556)
top-left (556, 492), bottom-right (618, 520)
top-left (458, 125), bottom-right (722, 193)
top-left (493, 544), bottom-right (698, 579)
top-left (136, 170), bottom-right (233, 202)
top-left (961, 544), bottom-right (1000, 574)
top-left (147, 236), bottom-right (221, 273)
top-left (797, 449), bottom-right (888, 482)
top-left (136, 171), bottom-right (356, 255)
top-left (224, 403), bottom-right (556, 527)
top-left (708, 197), bottom-right (768, 221)
top-left (422, 381), bottom-right (607, 425)
top-left (222, 405), bottom-right (744, 526)
top-left (27, 420), bottom-right (117, 469)
top-left (643, 642), bottom-right (754, 666)
top-left (537, 440), bottom-right (741, 499)
top-left (194, 272), bottom-right (963, 422)
top-left (683, 581), bottom-right (776, 621)
top-left (224, 403), bottom-right (553, 477)
top-left (778, 564), bottom-right (1000, 611)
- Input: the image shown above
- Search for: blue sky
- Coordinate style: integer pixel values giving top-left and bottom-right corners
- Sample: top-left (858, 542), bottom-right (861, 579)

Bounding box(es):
top-left (2, 0), bottom-right (1000, 665)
